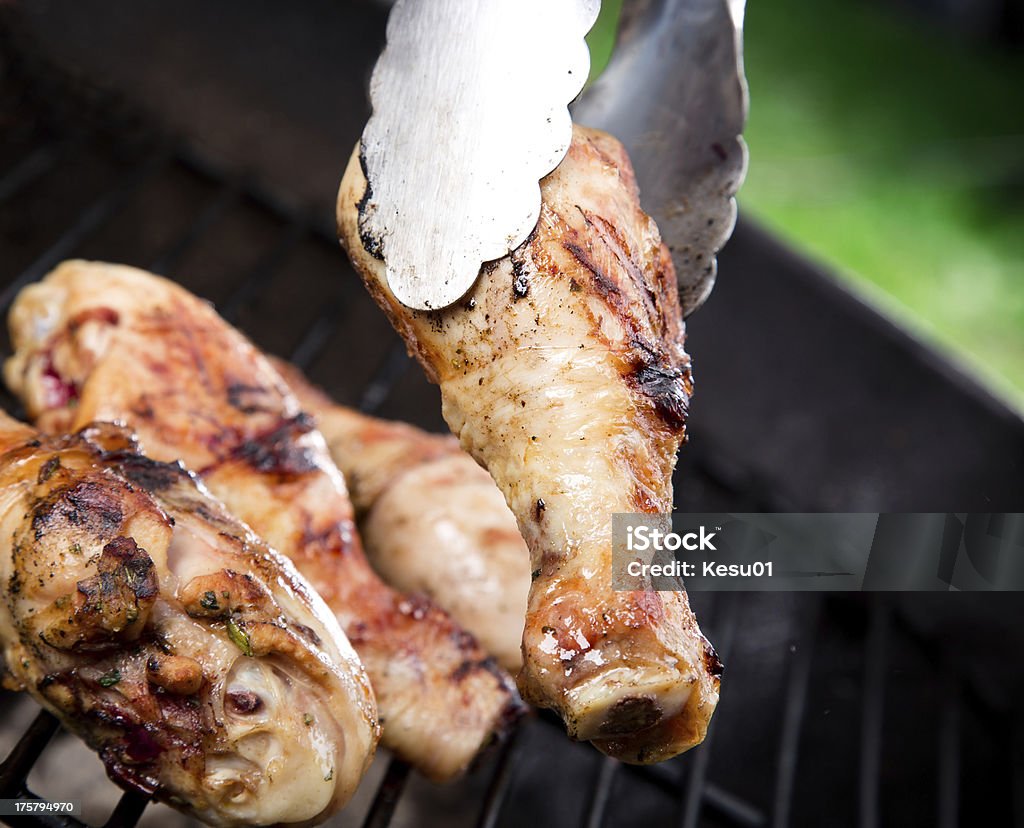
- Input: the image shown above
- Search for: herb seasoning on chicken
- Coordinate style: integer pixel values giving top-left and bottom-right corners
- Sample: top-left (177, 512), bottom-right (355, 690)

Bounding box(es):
top-left (5, 262), bottom-right (524, 781)
top-left (0, 415), bottom-right (377, 826)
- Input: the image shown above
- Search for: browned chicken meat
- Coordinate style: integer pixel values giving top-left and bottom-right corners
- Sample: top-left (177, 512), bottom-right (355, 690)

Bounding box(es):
top-left (338, 125), bottom-right (721, 763)
top-left (272, 359), bottom-right (530, 672)
top-left (0, 414), bottom-right (377, 827)
top-left (5, 261), bottom-right (523, 781)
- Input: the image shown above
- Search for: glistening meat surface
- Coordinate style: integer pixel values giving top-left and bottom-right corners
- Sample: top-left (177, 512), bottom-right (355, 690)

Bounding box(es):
top-left (273, 358), bottom-right (530, 673)
top-left (338, 125), bottom-right (721, 763)
top-left (5, 261), bottom-right (524, 781)
top-left (0, 415), bottom-right (376, 827)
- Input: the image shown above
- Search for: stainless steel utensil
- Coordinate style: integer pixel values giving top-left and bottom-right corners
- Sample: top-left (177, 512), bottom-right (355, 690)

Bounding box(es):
top-left (574, 0), bottom-right (748, 317)
top-left (359, 0), bottom-right (600, 310)
top-left (358, 0), bottom-right (747, 316)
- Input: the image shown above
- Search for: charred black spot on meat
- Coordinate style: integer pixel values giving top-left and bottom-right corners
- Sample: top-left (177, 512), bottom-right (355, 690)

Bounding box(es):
top-left (100, 537), bottom-right (159, 601)
top-left (451, 655), bottom-right (511, 687)
top-left (624, 337), bottom-right (690, 432)
top-left (32, 479), bottom-right (124, 541)
top-left (226, 382), bottom-right (273, 414)
top-left (356, 145), bottom-right (385, 261)
top-left (511, 249), bottom-right (530, 299)
top-left (449, 627), bottom-right (479, 654)
top-left (232, 413), bottom-right (318, 476)
top-left (702, 638), bottom-right (724, 681)
top-left (38, 537), bottom-right (157, 653)
top-left (534, 498), bottom-right (546, 520)
top-left (629, 362), bottom-right (690, 432)
top-left (110, 453), bottom-right (190, 493)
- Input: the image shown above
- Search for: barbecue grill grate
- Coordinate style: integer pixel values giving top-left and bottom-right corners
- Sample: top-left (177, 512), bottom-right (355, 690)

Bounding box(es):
top-left (0, 16), bottom-right (1020, 828)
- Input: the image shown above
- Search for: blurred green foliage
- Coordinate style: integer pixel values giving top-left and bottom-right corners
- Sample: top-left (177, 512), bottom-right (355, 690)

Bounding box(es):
top-left (740, 0), bottom-right (1024, 407)
top-left (586, 0), bottom-right (623, 83)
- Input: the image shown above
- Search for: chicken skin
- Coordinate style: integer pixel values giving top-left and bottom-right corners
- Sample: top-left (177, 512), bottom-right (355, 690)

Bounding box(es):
top-left (338, 125), bottom-right (721, 763)
top-left (272, 359), bottom-right (530, 673)
top-left (5, 261), bottom-right (523, 781)
top-left (0, 414), bottom-right (376, 826)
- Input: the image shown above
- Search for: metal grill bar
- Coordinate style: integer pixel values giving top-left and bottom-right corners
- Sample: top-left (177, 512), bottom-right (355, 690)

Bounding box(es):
top-left (101, 792), bottom-right (148, 828)
top-left (360, 759), bottom-right (411, 828)
top-left (1014, 714), bottom-right (1024, 828)
top-left (0, 711), bottom-right (59, 797)
top-left (0, 132), bottom-right (774, 827)
top-left (582, 757), bottom-right (618, 828)
top-left (559, 720), bottom-right (766, 828)
top-left (218, 221), bottom-right (307, 324)
top-left (0, 140), bottom-right (75, 206)
top-left (679, 594), bottom-right (739, 828)
top-left (703, 785), bottom-right (765, 827)
top-left (937, 668), bottom-right (960, 828)
top-left (174, 146), bottom-right (336, 245)
top-left (148, 180), bottom-right (241, 275)
top-left (357, 342), bottom-right (410, 414)
top-left (474, 729), bottom-right (523, 828)
top-left (3, 40), bottom-right (1011, 828)
top-left (859, 599), bottom-right (888, 828)
top-left (288, 302), bottom-right (343, 372)
top-left (772, 596), bottom-right (820, 828)
top-left (0, 147), bottom-right (171, 313)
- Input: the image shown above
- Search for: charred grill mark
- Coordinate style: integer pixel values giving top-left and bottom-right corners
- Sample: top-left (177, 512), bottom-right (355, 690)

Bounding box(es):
top-left (32, 479), bottom-right (124, 541)
top-left (109, 453), bottom-right (190, 493)
top-left (226, 382), bottom-right (273, 414)
top-left (231, 413), bottom-right (319, 476)
top-left (448, 626), bottom-right (479, 654)
top-left (562, 239), bottom-right (621, 301)
top-left (450, 655), bottom-right (508, 685)
top-left (298, 514), bottom-right (357, 558)
top-left (628, 362), bottom-right (690, 432)
top-left (450, 658), bottom-right (487, 682)
top-left (562, 223), bottom-right (693, 433)
top-left (580, 207), bottom-right (664, 325)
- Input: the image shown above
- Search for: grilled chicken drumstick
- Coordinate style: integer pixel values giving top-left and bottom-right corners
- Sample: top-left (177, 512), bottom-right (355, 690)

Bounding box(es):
top-left (338, 125), bottom-right (721, 763)
top-left (272, 358), bottom-right (530, 672)
top-left (5, 261), bottom-right (523, 781)
top-left (0, 414), bottom-right (376, 827)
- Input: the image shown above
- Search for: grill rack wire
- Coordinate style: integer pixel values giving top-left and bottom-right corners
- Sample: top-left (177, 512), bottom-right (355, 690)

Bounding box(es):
top-left (0, 16), bottom-right (1019, 828)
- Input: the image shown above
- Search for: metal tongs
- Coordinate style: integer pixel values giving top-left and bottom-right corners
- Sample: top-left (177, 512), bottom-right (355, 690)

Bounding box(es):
top-left (358, 0), bottom-right (747, 316)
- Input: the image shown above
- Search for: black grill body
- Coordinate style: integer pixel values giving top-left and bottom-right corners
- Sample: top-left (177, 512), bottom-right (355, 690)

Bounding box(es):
top-left (1, 6), bottom-right (1023, 827)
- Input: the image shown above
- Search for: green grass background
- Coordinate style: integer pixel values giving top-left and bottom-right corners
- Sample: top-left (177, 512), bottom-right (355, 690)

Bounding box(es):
top-left (590, 0), bottom-right (1024, 409)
